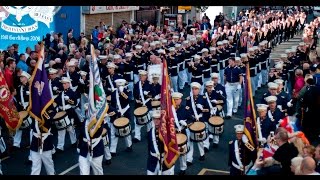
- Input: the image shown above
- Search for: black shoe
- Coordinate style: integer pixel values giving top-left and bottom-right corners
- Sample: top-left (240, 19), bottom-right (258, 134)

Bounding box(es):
top-left (125, 146), bottom-right (133, 152)
top-left (52, 153), bottom-right (57, 159)
top-left (225, 116), bottom-right (231, 119)
top-left (105, 159), bottom-right (111, 165)
top-left (25, 159), bottom-right (32, 165)
top-left (199, 155), bottom-right (205, 161)
top-left (187, 161), bottom-right (193, 166)
top-left (12, 146), bottom-right (20, 151)
top-left (178, 170), bottom-right (186, 175)
top-left (71, 143), bottom-right (77, 148)
top-left (111, 152), bottom-right (117, 157)
top-left (204, 147), bottom-right (209, 153)
top-left (212, 143), bottom-right (218, 148)
top-left (132, 138), bottom-right (140, 143)
top-left (56, 148), bottom-right (64, 153)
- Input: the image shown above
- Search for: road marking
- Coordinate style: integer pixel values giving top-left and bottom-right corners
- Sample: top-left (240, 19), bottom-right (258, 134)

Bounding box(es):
top-left (59, 163), bottom-right (79, 175)
top-left (198, 168), bottom-right (229, 175)
top-left (1, 156), bottom-right (10, 161)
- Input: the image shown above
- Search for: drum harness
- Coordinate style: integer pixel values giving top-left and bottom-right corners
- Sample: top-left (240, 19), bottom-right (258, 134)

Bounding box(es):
top-left (0, 126), bottom-right (6, 153)
top-left (84, 119), bottom-right (102, 162)
top-left (20, 85), bottom-right (29, 110)
top-left (190, 92), bottom-right (202, 121)
top-left (107, 75), bottom-right (115, 92)
top-left (33, 121), bottom-right (51, 155)
top-left (171, 105), bottom-right (182, 132)
top-left (115, 89), bottom-right (129, 116)
top-left (205, 92), bottom-right (217, 116)
top-left (139, 81), bottom-right (151, 106)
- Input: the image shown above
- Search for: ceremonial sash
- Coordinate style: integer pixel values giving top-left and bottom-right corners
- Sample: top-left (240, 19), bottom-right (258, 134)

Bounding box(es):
top-left (205, 92), bottom-right (217, 115)
top-left (190, 92), bottom-right (201, 120)
top-left (20, 85), bottom-right (28, 110)
top-left (268, 110), bottom-right (275, 122)
top-left (61, 91), bottom-right (66, 111)
top-left (234, 140), bottom-right (244, 168)
top-left (172, 105), bottom-right (182, 131)
top-left (256, 117), bottom-right (263, 140)
top-left (107, 75), bottom-right (115, 91)
top-left (49, 79), bottom-right (53, 98)
top-left (115, 89), bottom-right (129, 116)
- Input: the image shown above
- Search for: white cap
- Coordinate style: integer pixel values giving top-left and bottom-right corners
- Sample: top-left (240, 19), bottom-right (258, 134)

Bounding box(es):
top-left (280, 54), bottom-right (288, 58)
top-left (48, 68), bottom-right (58, 74)
top-left (275, 63), bottom-right (283, 69)
top-left (265, 95), bottom-right (277, 103)
top-left (54, 58), bottom-right (61, 62)
top-left (135, 45), bottom-right (142, 49)
top-left (161, 39), bottom-right (168, 44)
top-left (175, 43), bottom-right (181, 48)
top-left (125, 53), bottom-right (133, 57)
top-left (268, 82), bottom-right (279, 89)
top-left (20, 71), bottom-right (31, 79)
top-left (222, 40), bottom-right (228, 44)
top-left (190, 82), bottom-right (201, 89)
top-left (259, 42), bottom-right (266, 46)
top-left (115, 79), bottom-right (126, 86)
top-left (291, 48), bottom-right (297, 53)
top-left (183, 40), bottom-right (189, 44)
top-left (154, 41), bottom-right (160, 45)
top-left (285, 49), bottom-right (291, 54)
top-left (157, 49), bottom-right (165, 54)
top-left (152, 73), bottom-right (161, 78)
top-left (170, 22), bottom-right (174, 26)
top-left (193, 55), bottom-right (201, 60)
top-left (205, 81), bottom-right (214, 86)
top-left (235, 57), bottom-right (241, 61)
top-left (172, 92), bottom-right (183, 99)
top-left (67, 61), bottom-right (76, 67)
top-left (152, 110), bottom-right (161, 118)
top-left (217, 41), bottom-right (223, 46)
top-left (60, 77), bottom-right (72, 83)
top-left (248, 48), bottom-right (254, 52)
top-left (99, 55), bottom-right (108, 60)
top-left (240, 53), bottom-right (247, 58)
top-left (173, 35), bottom-right (179, 39)
top-left (299, 42), bottom-right (305, 46)
top-left (253, 46), bottom-right (258, 50)
top-left (150, 42), bottom-right (156, 47)
top-left (113, 54), bottom-right (121, 59)
top-left (256, 104), bottom-right (268, 111)
top-left (201, 48), bottom-right (209, 53)
top-left (274, 79), bottom-right (284, 85)
top-left (138, 70), bottom-right (148, 75)
top-left (209, 47), bottom-right (216, 51)
top-left (107, 62), bottom-right (116, 69)
top-left (228, 36), bottom-right (234, 40)
top-left (234, 124), bottom-right (244, 133)
top-left (211, 73), bottom-right (219, 78)
top-left (169, 47), bottom-right (175, 52)
top-left (78, 71), bottom-right (87, 76)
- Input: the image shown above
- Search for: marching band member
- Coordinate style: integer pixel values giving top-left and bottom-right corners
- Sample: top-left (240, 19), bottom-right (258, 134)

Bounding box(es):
top-left (234, 57), bottom-right (245, 106)
top-left (185, 82), bottom-right (209, 165)
top-left (109, 79), bottom-right (133, 155)
top-left (167, 47), bottom-right (179, 92)
top-left (54, 77), bottom-right (77, 152)
top-left (247, 48), bottom-right (257, 96)
top-left (190, 55), bottom-right (204, 94)
top-left (274, 79), bottom-right (291, 112)
top-left (201, 48), bottom-right (212, 84)
top-left (150, 73), bottom-right (161, 100)
top-left (64, 60), bottom-right (80, 92)
top-left (132, 45), bottom-right (146, 83)
top-left (78, 71), bottom-right (89, 122)
top-left (256, 104), bottom-right (276, 146)
top-left (228, 124), bottom-right (256, 175)
top-left (133, 70), bottom-right (152, 143)
top-left (105, 62), bottom-right (123, 96)
top-left (265, 96), bottom-right (286, 124)
top-left (123, 52), bottom-right (135, 100)
top-left (48, 68), bottom-right (62, 100)
top-left (147, 110), bottom-right (175, 175)
top-left (224, 57), bottom-right (243, 119)
top-left (171, 92), bottom-right (194, 175)
top-left (176, 43), bottom-right (187, 91)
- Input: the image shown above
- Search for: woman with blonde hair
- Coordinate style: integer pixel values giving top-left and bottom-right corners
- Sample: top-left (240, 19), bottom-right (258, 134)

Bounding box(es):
top-left (289, 131), bottom-right (310, 157)
top-left (291, 156), bottom-right (303, 175)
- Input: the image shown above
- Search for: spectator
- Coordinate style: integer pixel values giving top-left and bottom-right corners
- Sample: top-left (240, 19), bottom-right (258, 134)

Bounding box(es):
top-left (4, 58), bottom-right (16, 90)
top-left (293, 68), bottom-right (305, 98)
top-left (24, 47), bottom-right (32, 60)
top-left (315, 144), bottom-right (320, 173)
top-left (16, 54), bottom-right (28, 72)
top-left (290, 156), bottom-right (303, 175)
top-left (303, 145), bottom-right (316, 158)
top-left (92, 26), bottom-right (100, 48)
top-left (300, 157), bottom-right (320, 175)
top-left (12, 44), bottom-right (20, 61)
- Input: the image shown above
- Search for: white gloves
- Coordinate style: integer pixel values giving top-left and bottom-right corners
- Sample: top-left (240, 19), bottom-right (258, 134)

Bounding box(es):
top-left (53, 86), bottom-right (58, 91)
top-left (143, 91), bottom-right (149, 95)
top-left (258, 138), bottom-right (267, 144)
top-left (287, 100), bottom-right (293, 107)
top-left (237, 84), bottom-right (241, 90)
top-left (277, 105), bottom-right (282, 111)
top-left (119, 86), bottom-right (124, 93)
top-left (196, 104), bottom-right (203, 110)
top-left (154, 94), bottom-right (160, 100)
top-left (77, 148), bottom-right (80, 153)
top-left (26, 91), bottom-right (30, 95)
top-left (79, 78), bottom-right (85, 84)
top-left (211, 99), bottom-right (218, 104)
top-left (218, 90), bottom-right (223, 95)
top-left (179, 120), bottom-right (187, 127)
top-left (64, 96), bottom-right (70, 100)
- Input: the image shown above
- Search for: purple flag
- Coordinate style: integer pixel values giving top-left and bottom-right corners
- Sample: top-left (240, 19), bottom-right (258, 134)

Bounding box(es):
top-left (243, 63), bottom-right (258, 149)
top-left (28, 43), bottom-right (54, 128)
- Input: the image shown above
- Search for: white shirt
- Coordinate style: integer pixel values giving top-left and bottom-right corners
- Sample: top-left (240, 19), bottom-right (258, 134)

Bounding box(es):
top-left (308, 172), bottom-right (320, 175)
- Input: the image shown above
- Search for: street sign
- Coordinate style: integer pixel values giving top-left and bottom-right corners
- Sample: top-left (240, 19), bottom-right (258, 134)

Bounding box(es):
top-left (178, 6), bottom-right (192, 13)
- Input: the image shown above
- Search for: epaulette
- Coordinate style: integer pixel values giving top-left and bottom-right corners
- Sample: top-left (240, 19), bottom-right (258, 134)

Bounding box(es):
top-left (121, 92), bottom-right (128, 99)
top-left (186, 96), bottom-right (190, 100)
top-left (185, 106), bottom-right (190, 110)
top-left (229, 140), bottom-right (233, 144)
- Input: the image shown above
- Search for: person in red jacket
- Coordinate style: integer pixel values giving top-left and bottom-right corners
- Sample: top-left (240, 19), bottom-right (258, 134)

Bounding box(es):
top-left (293, 69), bottom-right (305, 98)
top-left (4, 58), bottom-right (16, 90)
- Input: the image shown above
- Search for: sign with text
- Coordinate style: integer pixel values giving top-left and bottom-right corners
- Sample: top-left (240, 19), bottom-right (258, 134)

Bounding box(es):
top-left (90, 6), bottom-right (139, 14)
top-left (0, 6), bottom-right (61, 52)
top-left (178, 6), bottom-right (192, 13)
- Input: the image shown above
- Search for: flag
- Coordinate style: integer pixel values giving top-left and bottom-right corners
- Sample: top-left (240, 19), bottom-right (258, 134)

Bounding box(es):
top-left (87, 44), bottom-right (109, 138)
top-left (0, 70), bottom-right (20, 130)
top-left (28, 43), bottom-right (54, 131)
top-left (243, 63), bottom-right (258, 149)
top-left (159, 59), bottom-right (179, 168)
top-left (278, 116), bottom-right (294, 134)
top-left (262, 144), bottom-right (277, 159)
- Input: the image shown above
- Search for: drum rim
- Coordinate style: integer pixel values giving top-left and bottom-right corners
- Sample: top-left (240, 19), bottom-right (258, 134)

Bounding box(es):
top-left (189, 121), bottom-right (206, 132)
top-left (134, 106), bottom-right (148, 117)
top-left (176, 133), bottom-right (187, 145)
top-left (113, 117), bottom-right (130, 128)
top-left (208, 116), bottom-right (224, 126)
top-left (53, 111), bottom-right (67, 119)
top-left (151, 101), bottom-right (161, 107)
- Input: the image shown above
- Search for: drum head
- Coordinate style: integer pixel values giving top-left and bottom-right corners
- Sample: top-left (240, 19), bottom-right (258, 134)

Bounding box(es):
top-left (217, 105), bottom-right (223, 111)
top-left (209, 116), bottom-right (224, 125)
top-left (54, 111), bottom-right (66, 119)
top-left (134, 107), bottom-right (148, 116)
top-left (176, 133), bottom-right (187, 145)
top-left (53, 102), bottom-right (57, 107)
top-left (151, 101), bottom-right (161, 107)
top-left (19, 111), bottom-right (29, 119)
top-left (189, 121), bottom-right (205, 131)
top-left (114, 117), bottom-right (129, 127)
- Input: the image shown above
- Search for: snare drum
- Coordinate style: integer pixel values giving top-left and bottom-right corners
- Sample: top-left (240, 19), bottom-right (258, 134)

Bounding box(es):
top-left (113, 117), bottom-right (131, 137)
top-left (19, 111), bottom-right (32, 129)
top-left (208, 116), bottom-right (224, 135)
top-left (134, 107), bottom-right (150, 125)
top-left (189, 121), bottom-right (207, 142)
top-left (176, 133), bottom-right (188, 155)
top-left (53, 111), bottom-right (72, 130)
top-left (151, 101), bottom-right (161, 110)
top-left (216, 105), bottom-right (223, 111)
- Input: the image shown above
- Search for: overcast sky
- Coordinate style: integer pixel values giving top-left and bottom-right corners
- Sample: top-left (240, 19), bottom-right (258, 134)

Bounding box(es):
top-left (202, 6), bottom-right (223, 21)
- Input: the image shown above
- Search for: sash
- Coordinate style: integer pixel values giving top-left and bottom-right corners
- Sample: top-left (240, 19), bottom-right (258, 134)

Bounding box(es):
top-left (268, 110), bottom-right (275, 122)
top-left (34, 121), bottom-right (51, 155)
top-left (172, 105), bottom-right (182, 131)
top-left (234, 140), bottom-right (244, 168)
top-left (49, 79), bottom-right (53, 98)
top-left (107, 75), bottom-right (115, 91)
top-left (66, 72), bottom-right (75, 91)
top-left (115, 89), bottom-right (129, 116)
top-left (205, 92), bottom-right (217, 115)
top-left (150, 127), bottom-right (161, 175)
top-left (190, 92), bottom-right (200, 120)
top-left (139, 81), bottom-right (146, 106)
top-left (20, 85), bottom-right (27, 110)
top-left (256, 117), bottom-right (263, 141)
top-left (0, 127), bottom-right (6, 153)
top-left (62, 91), bottom-right (66, 111)
top-left (84, 119), bottom-right (93, 162)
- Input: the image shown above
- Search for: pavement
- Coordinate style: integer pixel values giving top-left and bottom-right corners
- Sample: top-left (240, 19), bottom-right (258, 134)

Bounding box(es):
top-left (1, 35), bottom-right (303, 175)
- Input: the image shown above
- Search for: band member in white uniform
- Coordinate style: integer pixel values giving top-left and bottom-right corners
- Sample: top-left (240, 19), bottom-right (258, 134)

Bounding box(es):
top-left (54, 77), bottom-right (77, 152)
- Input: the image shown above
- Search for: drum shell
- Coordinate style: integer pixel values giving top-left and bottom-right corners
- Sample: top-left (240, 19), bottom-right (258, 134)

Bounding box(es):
top-left (53, 111), bottom-right (72, 130)
top-left (151, 101), bottom-right (161, 111)
top-left (134, 107), bottom-right (150, 126)
top-left (19, 111), bottom-right (32, 129)
top-left (177, 133), bottom-right (189, 155)
top-left (189, 122), bottom-right (207, 142)
top-left (113, 118), bottom-right (131, 138)
top-left (208, 117), bottom-right (224, 135)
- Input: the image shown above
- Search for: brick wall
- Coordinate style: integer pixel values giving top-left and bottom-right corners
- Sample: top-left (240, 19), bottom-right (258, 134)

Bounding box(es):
top-left (84, 11), bottom-right (131, 37)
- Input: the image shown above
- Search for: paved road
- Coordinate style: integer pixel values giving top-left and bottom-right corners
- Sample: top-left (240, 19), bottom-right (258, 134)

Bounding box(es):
top-left (1, 35), bottom-right (303, 175)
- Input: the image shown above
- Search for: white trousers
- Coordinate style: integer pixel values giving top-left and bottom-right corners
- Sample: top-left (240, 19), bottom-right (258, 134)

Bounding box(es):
top-left (110, 124), bottom-right (132, 153)
top-left (57, 126), bottom-right (77, 150)
top-left (257, 73), bottom-right (262, 88)
top-left (134, 74), bottom-right (139, 84)
top-left (147, 163), bottom-right (175, 175)
top-left (30, 150), bottom-right (55, 175)
top-left (179, 155), bottom-right (187, 171)
top-left (178, 70), bottom-right (187, 90)
top-left (134, 112), bottom-right (153, 141)
top-left (187, 71), bottom-right (192, 85)
top-left (225, 83), bottom-right (240, 116)
top-left (79, 154), bottom-right (103, 175)
top-left (102, 136), bottom-right (112, 160)
top-left (13, 129), bottom-right (32, 148)
top-left (219, 69), bottom-right (225, 85)
top-left (203, 122), bottom-right (210, 149)
top-left (171, 76), bottom-right (178, 92)
top-left (0, 159), bottom-right (2, 175)
top-left (186, 129), bottom-right (204, 163)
